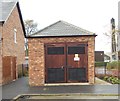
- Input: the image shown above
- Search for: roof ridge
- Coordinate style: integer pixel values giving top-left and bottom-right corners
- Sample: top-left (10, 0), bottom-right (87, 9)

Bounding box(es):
top-left (32, 20), bottom-right (93, 36)
top-left (30, 20), bottom-right (96, 37)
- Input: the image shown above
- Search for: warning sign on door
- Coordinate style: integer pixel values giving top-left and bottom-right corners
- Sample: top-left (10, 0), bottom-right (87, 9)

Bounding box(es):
top-left (74, 54), bottom-right (80, 61)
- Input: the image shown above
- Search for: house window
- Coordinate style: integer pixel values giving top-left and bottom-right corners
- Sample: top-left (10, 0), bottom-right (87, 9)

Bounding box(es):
top-left (14, 29), bottom-right (17, 43)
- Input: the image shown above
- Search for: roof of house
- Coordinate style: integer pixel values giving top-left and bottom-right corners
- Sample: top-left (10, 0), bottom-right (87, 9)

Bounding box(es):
top-left (0, 0), bottom-right (26, 36)
top-left (0, 0), bottom-right (18, 21)
top-left (29, 20), bottom-right (96, 38)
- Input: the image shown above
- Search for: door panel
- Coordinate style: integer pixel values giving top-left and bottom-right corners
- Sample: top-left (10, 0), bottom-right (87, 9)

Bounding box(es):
top-left (68, 68), bottom-right (86, 81)
top-left (67, 44), bottom-right (88, 82)
top-left (45, 44), bottom-right (66, 83)
top-left (47, 68), bottom-right (64, 82)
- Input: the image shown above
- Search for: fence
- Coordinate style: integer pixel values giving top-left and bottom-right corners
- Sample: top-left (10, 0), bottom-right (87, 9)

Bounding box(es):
top-left (2, 56), bottom-right (16, 84)
top-left (18, 64), bottom-right (28, 78)
top-left (95, 66), bottom-right (120, 78)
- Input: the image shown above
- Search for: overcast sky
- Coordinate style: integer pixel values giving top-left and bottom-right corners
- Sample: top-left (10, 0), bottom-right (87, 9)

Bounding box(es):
top-left (19, 0), bottom-right (119, 53)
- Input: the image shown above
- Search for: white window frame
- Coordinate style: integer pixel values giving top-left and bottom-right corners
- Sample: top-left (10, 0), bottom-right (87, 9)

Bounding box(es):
top-left (14, 29), bottom-right (17, 44)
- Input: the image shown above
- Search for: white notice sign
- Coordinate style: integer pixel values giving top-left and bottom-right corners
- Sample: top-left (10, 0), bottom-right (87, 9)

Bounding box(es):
top-left (74, 57), bottom-right (80, 61)
top-left (74, 54), bottom-right (80, 61)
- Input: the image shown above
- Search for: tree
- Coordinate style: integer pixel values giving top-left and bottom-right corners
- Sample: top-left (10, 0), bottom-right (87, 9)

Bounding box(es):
top-left (24, 20), bottom-right (38, 56)
top-left (24, 20), bottom-right (38, 36)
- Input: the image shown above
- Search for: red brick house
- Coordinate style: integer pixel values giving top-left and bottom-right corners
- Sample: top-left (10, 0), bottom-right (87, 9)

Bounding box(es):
top-left (0, 1), bottom-right (25, 85)
top-left (27, 20), bottom-right (97, 86)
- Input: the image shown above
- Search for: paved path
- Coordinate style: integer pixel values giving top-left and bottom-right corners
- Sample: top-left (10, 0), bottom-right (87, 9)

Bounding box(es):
top-left (27, 95), bottom-right (118, 100)
top-left (2, 77), bottom-right (119, 99)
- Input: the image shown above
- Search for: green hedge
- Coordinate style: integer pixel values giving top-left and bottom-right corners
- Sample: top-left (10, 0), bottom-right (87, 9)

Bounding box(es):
top-left (95, 62), bottom-right (108, 67)
top-left (106, 61), bottom-right (120, 70)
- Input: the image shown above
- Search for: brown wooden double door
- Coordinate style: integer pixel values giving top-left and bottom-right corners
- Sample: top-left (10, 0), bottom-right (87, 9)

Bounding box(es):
top-left (45, 43), bottom-right (88, 83)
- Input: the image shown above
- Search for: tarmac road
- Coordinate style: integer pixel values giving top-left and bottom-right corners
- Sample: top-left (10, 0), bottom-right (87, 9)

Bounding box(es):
top-left (2, 77), bottom-right (119, 100)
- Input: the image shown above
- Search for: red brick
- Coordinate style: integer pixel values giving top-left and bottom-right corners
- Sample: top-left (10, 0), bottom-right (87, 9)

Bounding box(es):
top-left (0, 5), bottom-right (25, 84)
top-left (28, 36), bottom-right (95, 86)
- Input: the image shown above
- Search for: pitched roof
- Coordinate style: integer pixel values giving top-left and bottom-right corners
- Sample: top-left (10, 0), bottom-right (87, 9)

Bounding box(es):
top-left (0, 0), bottom-right (17, 21)
top-left (29, 20), bottom-right (96, 38)
top-left (0, 0), bottom-right (26, 37)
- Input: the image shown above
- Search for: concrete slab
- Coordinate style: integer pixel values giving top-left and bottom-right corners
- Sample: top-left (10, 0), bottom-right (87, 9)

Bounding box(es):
top-left (14, 94), bottom-right (119, 100)
top-left (44, 77), bottom-right (112, 86)
top-left (27, 95), bottom-right (119, 99)
top-left (45, 83), bottom-right (89, 86)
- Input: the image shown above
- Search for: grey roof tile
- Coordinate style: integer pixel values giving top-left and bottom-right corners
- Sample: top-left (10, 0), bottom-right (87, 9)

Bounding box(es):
top-left (0, 0), bottom-right (17, 21)
top-left (31, 20), bottom-right (95, 37)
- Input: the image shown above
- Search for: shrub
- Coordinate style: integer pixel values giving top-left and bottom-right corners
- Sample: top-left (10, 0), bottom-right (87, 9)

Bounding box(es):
top-left (103, 76), bottom-right (109, 81)
top-left (103, 76), bottom-right (120, 84)
top-left (118, 61), bottom-right (120, 69)
top-left (106, 61), bottom-right (120, 70)
top-left (95, 62), bottom-right (108, 67)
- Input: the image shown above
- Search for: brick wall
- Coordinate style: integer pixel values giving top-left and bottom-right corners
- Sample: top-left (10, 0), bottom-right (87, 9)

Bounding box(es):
top-left (28, 36), bottom-right (95, 86)
top-left (0, 25), bottom-right (2, 84)
top-left (1, 5), bottom-right (25, 84)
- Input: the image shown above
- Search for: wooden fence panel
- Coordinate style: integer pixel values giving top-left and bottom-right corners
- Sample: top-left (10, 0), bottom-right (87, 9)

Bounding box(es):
top-left (2, 56), bottom-right (11, 78)
top-left (2, 56), bottom-right (16, 84)
top-left (12, 57), bottom-right (16, 80)
top-left (95, 67), bottom-right (120, 78)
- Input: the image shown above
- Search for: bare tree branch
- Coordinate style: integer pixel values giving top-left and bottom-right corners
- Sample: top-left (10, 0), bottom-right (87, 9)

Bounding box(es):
top-left (24, 20), bottom-right (38, 56)
top-left (24, 20), bottom-right (38, 36)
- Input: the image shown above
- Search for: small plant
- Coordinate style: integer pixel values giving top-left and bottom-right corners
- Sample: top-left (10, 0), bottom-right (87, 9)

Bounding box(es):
top-left (103, 76), bottom-right (120, 84)
top-left (107, 76), bottom-right (112, 82)
top-left (103, 76), bottom-right (109, 81)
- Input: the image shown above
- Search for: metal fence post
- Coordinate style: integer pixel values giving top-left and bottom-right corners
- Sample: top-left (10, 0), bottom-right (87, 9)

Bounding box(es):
top-left (22, 64), bottom-right (24, 76)
top-left (104, 62), bottom-right (106, 76)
